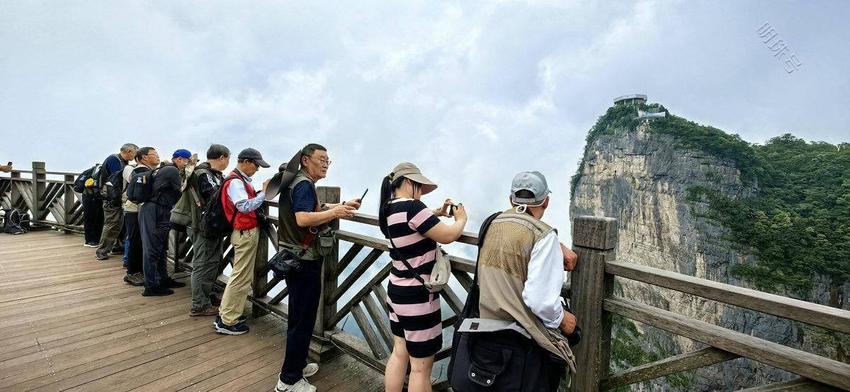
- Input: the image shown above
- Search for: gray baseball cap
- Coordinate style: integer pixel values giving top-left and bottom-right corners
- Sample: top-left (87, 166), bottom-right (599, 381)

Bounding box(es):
top-left (510, 171), bottom-right (551, 205)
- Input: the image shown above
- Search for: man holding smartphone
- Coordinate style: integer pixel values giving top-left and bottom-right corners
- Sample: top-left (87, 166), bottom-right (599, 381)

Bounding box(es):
top-left (274, 143), bottom-right (362, 392)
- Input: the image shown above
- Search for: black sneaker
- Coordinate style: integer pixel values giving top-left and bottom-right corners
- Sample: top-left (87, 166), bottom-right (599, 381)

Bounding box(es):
top-left (213, 316), bottom-right (249, 335)
top-left (142, 287), bottom-right (174, 297)
top-left (83, 242), bottom-right (98, 248)
top-left (163, 278), bottom-right (186, 288)
top-left (95, 252), bottom-right (109, 261)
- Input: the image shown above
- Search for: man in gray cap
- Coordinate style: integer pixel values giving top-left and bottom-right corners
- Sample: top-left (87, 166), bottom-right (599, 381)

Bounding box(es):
top-left (214, 148), bottom-right (271, 335)
top-left (471, 171), bottom-right (578, 391)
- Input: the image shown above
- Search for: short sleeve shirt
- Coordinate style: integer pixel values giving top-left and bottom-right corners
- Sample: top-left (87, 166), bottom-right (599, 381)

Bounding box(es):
top-left (291, 180), bottom-right (318, 213)
top-left (382, 198), bottom-right (441, 294)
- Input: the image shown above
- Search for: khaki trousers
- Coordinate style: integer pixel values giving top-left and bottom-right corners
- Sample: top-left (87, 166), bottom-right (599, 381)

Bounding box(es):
top-left (219, 227), bottom-right (259, 326)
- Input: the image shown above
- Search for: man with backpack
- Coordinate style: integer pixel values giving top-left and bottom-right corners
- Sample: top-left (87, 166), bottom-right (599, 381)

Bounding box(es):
top-left (75, 163), bottom-right (104, 247)
top-left (175, 144), bottom-right (230, 316)
top-left (275, 144), bottom-right (360, 392)
top-left (121, 147), bottom-right (159, 286)
top-left (213, 148), bottom-right (271, 335)
top-left (95, 143), bottom-right (138, 260)
top-left (458, 171), bottom-right (578, 391)
top-left (138, 149), bottom-right (192, 296)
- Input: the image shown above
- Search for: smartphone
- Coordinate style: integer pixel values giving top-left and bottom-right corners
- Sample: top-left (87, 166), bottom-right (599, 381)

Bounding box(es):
top-left (359, 188), bottom-right (368, 203)
top-left (447, 203), bottom-right (458, 217)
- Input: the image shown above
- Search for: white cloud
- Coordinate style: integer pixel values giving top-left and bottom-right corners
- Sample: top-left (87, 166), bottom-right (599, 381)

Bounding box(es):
top-left (1, 0), bottom-right (848, 243)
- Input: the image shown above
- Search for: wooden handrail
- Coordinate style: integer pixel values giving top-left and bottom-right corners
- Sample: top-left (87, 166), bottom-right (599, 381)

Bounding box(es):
top-left (606, 261), bottom-right (850, 334)
top-left (604, 298), bottom-right (850, 391)
top-left (5, 163), bottom-right (850, 391)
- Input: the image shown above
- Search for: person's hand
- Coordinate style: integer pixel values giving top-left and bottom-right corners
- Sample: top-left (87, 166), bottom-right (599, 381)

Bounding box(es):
top-left (561, 243), bottom-right (578, 271)
top-left (559, 311), bottom-right (577, 335)
top-left (343, 199), bottom-right (362, 210)
top-left (262, 179), bottom-right (271, 193)
top-left (331, 204), bottom-right (356, 219)
top-left (453, 203), bottom-right (467, 222)
top-left (433, 199), bottom-right (451, 217)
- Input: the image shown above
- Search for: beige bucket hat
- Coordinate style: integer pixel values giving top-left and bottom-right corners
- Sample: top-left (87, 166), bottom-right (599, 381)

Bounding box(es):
top-left (390, 162), bottom-right (438, 195)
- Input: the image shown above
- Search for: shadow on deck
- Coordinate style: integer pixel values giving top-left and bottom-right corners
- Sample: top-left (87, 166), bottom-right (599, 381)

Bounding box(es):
top-left (0, 230), bottom-right (384, 391)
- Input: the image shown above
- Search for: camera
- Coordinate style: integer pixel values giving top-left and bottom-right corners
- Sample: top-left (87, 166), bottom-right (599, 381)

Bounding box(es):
top-left (446, 203), bottom-right (459, 217)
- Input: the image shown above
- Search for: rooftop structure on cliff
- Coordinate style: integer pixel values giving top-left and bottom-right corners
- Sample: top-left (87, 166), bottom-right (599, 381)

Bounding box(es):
top-left (614, 94), bottom-right (647, 106)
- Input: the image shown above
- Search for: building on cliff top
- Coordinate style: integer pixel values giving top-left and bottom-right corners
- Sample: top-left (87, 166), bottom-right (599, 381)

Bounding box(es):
top-left (614, 94), bottom-right (647, 106)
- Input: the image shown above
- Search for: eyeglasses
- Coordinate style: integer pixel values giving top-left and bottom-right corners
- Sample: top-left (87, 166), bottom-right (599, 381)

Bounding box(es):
top-left (309, 155), bottom-right (332, 166)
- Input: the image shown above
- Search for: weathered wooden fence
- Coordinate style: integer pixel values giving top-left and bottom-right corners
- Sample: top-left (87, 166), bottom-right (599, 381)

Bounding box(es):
top-left (3, 163), bottom-right (849, 391)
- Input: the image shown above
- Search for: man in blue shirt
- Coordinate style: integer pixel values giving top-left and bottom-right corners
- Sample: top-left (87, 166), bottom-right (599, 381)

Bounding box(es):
top-left (275, 143), bottom-right (360, 392)
top-left (96, 143), bottom-right (137, 260)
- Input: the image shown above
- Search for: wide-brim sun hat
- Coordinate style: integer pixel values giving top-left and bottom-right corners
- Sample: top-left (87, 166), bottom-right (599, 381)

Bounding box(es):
top-left (390, 162), bottom-right (438, 195)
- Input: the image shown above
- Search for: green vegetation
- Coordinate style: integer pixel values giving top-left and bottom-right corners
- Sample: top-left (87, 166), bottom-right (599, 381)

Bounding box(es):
top-left (572, 102), bottom-right (850, 299)
top-left (689, 135), bottom-right (850, 298)
top-left (609, 313), bottom-right (693, 390)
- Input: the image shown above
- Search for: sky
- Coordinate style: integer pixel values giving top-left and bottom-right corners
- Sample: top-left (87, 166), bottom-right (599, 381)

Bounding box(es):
top-left (1, 0), bottom-right (848, 243)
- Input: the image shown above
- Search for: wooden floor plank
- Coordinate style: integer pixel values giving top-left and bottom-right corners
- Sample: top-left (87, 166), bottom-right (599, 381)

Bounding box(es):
top-left (0, 230), bottom-right (382, 391)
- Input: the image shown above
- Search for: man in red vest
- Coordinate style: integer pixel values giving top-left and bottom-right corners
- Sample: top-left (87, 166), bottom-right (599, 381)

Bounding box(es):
top-left (214, 148), bottom-right (271, 335)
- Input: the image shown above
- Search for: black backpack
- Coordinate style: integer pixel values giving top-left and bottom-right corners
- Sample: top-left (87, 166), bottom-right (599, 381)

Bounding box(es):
top-left (103, 169), bottom-right (126, 206)
top-left (73, 163), bottom-right (101, 194)
top-left (1, 208), bottom-right (31, 235)
top-left (127, 167), bottom-right (158, 204)
top-left (199, 174), bottom-right (242, 238)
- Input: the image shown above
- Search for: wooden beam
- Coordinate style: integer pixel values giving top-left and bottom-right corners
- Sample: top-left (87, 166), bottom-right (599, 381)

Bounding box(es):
top-left (331, 248), bottom-right (383, 304)
top-left (335, 230), bottom-right (389, 252)
top-left (361, 293), bottom-right (393, 350)
top-left (602, 346), bottom-right (739, 390)
top-left (350, 304), bottom-right (388, 360)
top-left (570, 216), bottom-right (617, 392)
top-left (268, 287), bottom-right (289, 305)
top-left (604, 298), bottom-right (850, 390)
top-left (606, 261), bottom-right (850, 335)
top-left (335, 243), bottom-right (364, 276)
top-left (736, 377), bottom-right (842, 391)
top-left (328, 263), bottom-right (392, 327)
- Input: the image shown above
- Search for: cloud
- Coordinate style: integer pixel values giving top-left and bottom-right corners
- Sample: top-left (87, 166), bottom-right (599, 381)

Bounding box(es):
top-left (1, 0), bottom-right (848, 243)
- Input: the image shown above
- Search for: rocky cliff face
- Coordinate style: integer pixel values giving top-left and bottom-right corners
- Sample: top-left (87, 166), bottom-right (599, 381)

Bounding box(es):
top-left (569, 105), bottom-right (847, 390)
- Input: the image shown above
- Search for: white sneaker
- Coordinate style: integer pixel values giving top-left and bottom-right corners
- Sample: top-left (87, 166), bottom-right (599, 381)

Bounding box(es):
top-left (275, 377), bottom-right (316, 392)
top-left (303, 363), bottom-right (319, 378)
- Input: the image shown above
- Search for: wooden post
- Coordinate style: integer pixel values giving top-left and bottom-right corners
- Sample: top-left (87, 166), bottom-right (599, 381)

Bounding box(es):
top-left (31, 162), bottom-right (46, 224)
top-left (63, 174), bottom-right (76, 233)
top-left (10, 171), bottom-right (22, 209)
top-left (570, 216), bottom-right (618, 392)
top-left (252, 202), bottom-right (271, 318)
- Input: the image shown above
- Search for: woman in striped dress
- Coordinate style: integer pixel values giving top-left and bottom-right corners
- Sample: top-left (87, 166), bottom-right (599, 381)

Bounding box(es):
top-left (378, 162), bottom-right (468, 392)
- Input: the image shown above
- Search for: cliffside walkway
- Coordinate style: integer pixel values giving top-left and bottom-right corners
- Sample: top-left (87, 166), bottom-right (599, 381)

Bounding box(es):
top-left (0, 230), bottom-right (383, 391)
top-left (2, 162), bottom-right (850, 391)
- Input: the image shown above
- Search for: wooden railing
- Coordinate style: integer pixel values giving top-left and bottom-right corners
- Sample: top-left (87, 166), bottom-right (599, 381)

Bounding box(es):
top-left (3, 163), bottom-right (849, 391)
top-left (569, 216), bottom-right (850, 391)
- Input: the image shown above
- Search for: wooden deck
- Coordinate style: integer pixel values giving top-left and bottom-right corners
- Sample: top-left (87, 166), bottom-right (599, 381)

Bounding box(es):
top-left (0, 230), bottom-right (384, 392)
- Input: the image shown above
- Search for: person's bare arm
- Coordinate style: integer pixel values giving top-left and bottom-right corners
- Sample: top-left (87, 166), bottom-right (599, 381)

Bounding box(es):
top-left (295, 205), bottom-right (356, 228)
top-left (423, 204), bottom-right (468, 244)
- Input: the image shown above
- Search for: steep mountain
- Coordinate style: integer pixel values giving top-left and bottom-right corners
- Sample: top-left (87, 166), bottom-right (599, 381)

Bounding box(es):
top-left (569, 99), bottom-right (850, 390)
